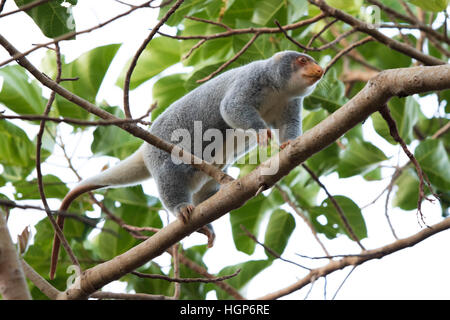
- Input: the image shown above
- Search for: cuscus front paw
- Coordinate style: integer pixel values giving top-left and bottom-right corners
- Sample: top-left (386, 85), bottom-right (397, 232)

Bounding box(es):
top-left (280, 140), bottom-right (292, 150)
top-left (174, 203), bottom-right (195, 223)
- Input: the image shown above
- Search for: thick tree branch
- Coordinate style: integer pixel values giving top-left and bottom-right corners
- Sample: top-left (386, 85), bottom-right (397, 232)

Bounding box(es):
top-left (0, 210), bottom-right (31, 300)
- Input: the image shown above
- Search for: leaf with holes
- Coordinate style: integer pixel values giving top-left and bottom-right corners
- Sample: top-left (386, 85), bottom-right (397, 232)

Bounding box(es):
top-left (14, 0), bottom-right (77, 38)
top-left (310, 196), bottom-right (367, 240)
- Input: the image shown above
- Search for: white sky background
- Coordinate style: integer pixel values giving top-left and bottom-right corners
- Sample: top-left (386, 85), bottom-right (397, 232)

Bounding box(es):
top-left (0, 0), bottom-right (449, 300)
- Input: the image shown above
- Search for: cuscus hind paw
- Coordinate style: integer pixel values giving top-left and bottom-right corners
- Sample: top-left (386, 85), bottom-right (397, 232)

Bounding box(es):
top-left (174, 203), bottom-right (195, 223)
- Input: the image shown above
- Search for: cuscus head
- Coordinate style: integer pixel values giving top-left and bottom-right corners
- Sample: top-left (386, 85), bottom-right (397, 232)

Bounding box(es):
top-left (271, 51), bottom-right (324, 96)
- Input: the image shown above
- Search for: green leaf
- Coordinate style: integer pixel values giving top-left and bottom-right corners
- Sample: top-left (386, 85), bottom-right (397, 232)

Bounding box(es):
top-left (416, 117), bottom-right (450, 148)
top-left (104, 185), bottom-right (161, 208)
top-left (230, 189), bottom-right (283, 255)
top-left (363, 167), bottom-right (383, 181)
top-left (251, 0), bottom-right (285, 25)
top-left (214, 259), bottom-right (273, 299)
top-left (393, 169), bottom-right (421, 210)
top-left (126, 262), bottom-right (172, 296)
top-left (337, 140), bottom-right (388, 178)
top-left (158, 0), bottom-right (213, 26)
top-left (358, 40), bottom-right (412, 69)
top-left (302, 109), bottom-right (328, 132)
top-left (287, 0), bottom-right (308, 23)
top-left (47, 44), bottom-right (121, 120)
top-left (371, 96), bottom-right (420, 145)
top-left (306, 143), bottom-right (340, 177)
top-left (223, 0), bottom-right (259, 27)
top-left (229, 194), bottom-right (269, 255)
top-left (280, 167), bottom-right (320, 209)
top-left (151, 73), bottom-right (188, 121)
top-left (407, 0), bottom-right (449, 12)
top-left (177, 245), bottom-right (211, 299)
top-left (414, 139), bottom-right (450, 190)
top-left (24, 213), bottom-right (93, 290)
top-left (232, 33), bottom-right (279, 62)
top-left (14, 0), bottom-right (76, 39)
top-left (0, 120), bottom-right (35, 168)
top-left (91, 106), bottom-right (141, 159)
top-left (0, 65), bottom-right (46, 115)
top-left (116, 37), bottom-right (181, 90)
top-left (185, 62), bottom-right (225, 92)
top-left (93, 196), bottom-right (162, 260)
top-left (310, 195), bottom-right (367, 240)
top-left (264, 209), bottom-right (295, 259)
top-left (325, 0), bottom-right (363, 13)
top-left (13, 174), bottom-right (69, 200)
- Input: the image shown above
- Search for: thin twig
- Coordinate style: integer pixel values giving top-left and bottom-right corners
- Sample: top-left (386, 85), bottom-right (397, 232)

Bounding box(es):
top-left (185, 15), bottom-right (232, 31)
top-left (302, 164), bottom-right (366, 251)
top-left (276, 19), bottom-right (359, 53)
top-left (0, 0), bottom-right (7, 14)
top-left (157, 13), bottom-right (325, 41)
top-left (307, 18), bottom-right (339, 48)
top-left (196, 32), bottom-right (260, 83)
top-left (331, 265), bottom-right (357, 300)
top-left (91, 291), bottom-right (174, 300)
top-left (324, 36), bottom-right (373, 74)
top-left (275, 184), bottom-right (330, 257)
top-left (240, 225), bottom-right (311, 271)
top-left (0, 0), bottom-right (52, 18)
top-left (182, 38), bottom-right (206, 60)
top-left (172, 244), bottom-right (181, 299)
top-left (123, 0), bottom-right (185, 118)
top-left (34, 43), bottom-right (80, 271)
top-left (0, 0), bottom-right (157, 68)
top-left (378, 104), bottom-right (437, 227)
top-left (132, 268), bottom-right (241, 283)
top-left (0, 111), bottom-right (152, 126)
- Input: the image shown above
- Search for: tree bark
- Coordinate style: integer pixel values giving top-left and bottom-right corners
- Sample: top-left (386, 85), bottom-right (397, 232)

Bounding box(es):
top-left (0, 211), bottom-right (31, 300)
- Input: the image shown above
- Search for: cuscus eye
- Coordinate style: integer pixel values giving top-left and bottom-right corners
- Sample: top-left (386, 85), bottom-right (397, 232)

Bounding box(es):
top-left (297, 56), bottom-right (308, 65)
